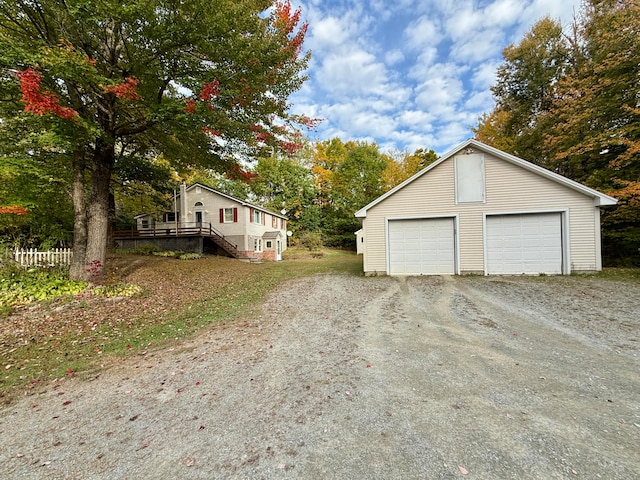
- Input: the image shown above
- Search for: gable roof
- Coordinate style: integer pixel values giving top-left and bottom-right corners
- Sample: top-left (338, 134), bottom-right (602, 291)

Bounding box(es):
top-left (182, 182), bottom-right (287, 219)
top-left (355, 139), bottom-right (617, 218)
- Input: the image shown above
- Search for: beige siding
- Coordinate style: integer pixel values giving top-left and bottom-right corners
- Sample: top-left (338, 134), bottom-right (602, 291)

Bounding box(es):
top-left (177, 187), bottom-right (287, 253)
top-left (363, 152), bottom-right (600, 274)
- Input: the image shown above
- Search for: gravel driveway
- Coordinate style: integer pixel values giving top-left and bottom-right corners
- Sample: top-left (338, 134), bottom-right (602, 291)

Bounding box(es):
top-left (1, 273), bottom-right (638, 479)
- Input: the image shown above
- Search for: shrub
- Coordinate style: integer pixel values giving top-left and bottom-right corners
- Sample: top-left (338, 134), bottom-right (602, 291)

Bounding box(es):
top-left (0, 266), bottom-right (87, 315)
top-left (299, 232), bottom-right (323, 252)
top-left (134, 244), bottom-right (161, 255)
top-left (178, 253), bottom-right (201, 260)
top-left (152, 250), bottom-right (177, 257)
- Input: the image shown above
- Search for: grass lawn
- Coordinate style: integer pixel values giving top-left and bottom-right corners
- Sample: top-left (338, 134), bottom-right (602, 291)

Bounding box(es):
top-left (0, 248), bottom-right (362, 404)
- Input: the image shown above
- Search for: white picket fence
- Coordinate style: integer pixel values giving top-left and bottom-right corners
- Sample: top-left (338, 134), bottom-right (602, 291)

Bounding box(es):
top-left (14, 248), bottom-right (73, 268)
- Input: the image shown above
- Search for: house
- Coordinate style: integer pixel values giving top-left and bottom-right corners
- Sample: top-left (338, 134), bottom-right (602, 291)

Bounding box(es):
top-left (129, 182), bottom-right (288, 261)
top-left (354, 139), bottom-right (617, 276)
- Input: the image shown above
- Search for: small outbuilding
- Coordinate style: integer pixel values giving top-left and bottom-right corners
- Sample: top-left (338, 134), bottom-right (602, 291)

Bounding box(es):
top-left (354, 139), bottom-right (617, 276)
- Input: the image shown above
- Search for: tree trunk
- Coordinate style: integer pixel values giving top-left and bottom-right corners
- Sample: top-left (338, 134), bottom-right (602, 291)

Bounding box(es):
top-left (69, 148), bottom-right (88, 281)
top-left (83, 139), bottom-right (115, 282)
top-left (108, 191), bottom-right (116, 249)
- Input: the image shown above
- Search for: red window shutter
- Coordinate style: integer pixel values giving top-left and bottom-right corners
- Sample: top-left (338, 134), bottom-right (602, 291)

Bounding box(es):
top-left (250, 208), bottom-right (253, 222)
top-left (219, 208), bottom-right (224, 223)
top-left (262, 213), bottom-right (266, 225)
top-left (233, 208), bottom-right (238, 222)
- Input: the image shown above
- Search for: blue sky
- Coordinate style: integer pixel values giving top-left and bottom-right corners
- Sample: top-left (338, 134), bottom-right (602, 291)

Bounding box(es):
top-left (289, 0), bottom-right (582, 155)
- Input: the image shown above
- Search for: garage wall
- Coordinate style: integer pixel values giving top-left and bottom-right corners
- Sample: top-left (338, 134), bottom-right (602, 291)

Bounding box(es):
top-left (362, 149), bottom-right (600, 274)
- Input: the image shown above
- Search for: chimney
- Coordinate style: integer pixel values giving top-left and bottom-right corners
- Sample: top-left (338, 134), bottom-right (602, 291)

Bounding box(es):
top-left (180, 181), bottom-right (188, 228)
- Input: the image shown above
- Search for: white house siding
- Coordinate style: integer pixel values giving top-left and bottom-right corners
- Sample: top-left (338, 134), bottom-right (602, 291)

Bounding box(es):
top-left (362, 151), bottom-right (601, 275)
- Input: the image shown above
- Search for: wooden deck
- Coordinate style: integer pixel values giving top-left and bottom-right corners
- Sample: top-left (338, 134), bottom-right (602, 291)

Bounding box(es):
top-left (114, 223), bottom-right (239, 258)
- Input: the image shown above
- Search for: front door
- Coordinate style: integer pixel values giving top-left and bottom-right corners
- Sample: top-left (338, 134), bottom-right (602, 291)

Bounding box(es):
top-left (195, 211), bottom-right (203, 227)
top-left (276, 238), bottom-right (282, 261)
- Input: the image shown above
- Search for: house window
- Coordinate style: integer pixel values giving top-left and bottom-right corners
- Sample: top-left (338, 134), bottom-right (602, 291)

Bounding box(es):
top-left (141, 219), bottom-right (149, 229)
top-left (272, 216), bottom-right (277, 228)
top-left (220, 207), bottom-right (237, 223)
top-left (252, 209), bottom-right (263, 224)
top-left (455, 153), bottom-right (485, 203)
top-left (266, 240), bottom-right (273, 249)
top-left (254, 238), bottom-right (263, 252)
top-left (163, 212), bottom-right (178, 222)
top-left (194, 201), bottom-right (204, 207)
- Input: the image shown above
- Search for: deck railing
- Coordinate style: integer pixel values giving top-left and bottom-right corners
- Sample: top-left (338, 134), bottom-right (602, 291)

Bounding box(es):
top-left (114, 222), bottom-right (230, 242)
top-left (114, 222), bottom-right (238, 256)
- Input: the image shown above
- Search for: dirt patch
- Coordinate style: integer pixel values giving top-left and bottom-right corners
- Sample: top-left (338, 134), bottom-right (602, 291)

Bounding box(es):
top-left (0, 273), bottom-right (638, 479)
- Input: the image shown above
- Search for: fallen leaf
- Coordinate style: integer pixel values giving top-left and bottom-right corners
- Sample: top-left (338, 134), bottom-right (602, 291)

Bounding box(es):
top-left (62, 400), bottom-right (72, 406)
top-left (458, 465), bottom-right (469, 475)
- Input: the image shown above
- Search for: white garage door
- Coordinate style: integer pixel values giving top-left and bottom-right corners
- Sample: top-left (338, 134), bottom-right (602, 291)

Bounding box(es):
top-left (388, 218), bottom-right (455, 275)
top-left (486, 213), bottom-right (563, 274)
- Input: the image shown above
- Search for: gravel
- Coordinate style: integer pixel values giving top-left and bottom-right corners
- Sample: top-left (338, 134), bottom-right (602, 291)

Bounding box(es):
top-left (1, 273), bottom-right (638, 479)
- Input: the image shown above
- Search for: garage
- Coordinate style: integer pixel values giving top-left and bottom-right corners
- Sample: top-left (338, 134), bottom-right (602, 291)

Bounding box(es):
top-left (486, 213), bottom-right (563, 274)
top-left (388, 218), bottom-right (456, 275)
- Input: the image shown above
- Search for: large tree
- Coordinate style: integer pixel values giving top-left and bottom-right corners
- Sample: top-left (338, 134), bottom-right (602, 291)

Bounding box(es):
top-left (250, 152), bottom-right (321, 237)
top-left (476, 16), bottom-right (569, 164)
top-left (0, 0), bottom-right (311, 280)
top-left (475, 0), bottom-right (640, 262)
top-left (310, 139), bottom-right (389, 247)
top-left (545, 0), bottom-right (640, 260)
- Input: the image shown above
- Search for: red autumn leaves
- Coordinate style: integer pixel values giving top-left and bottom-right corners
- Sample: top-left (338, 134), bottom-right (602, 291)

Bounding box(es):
top-left (105, 77), bottom-right (141, 100)
top-left (0, 205), bottom-right (28, 215)
top-left (274, 0), bottom-right (308, 57)
top-left (18, 68), bottom-right (78, 120)
top-left (18, 68), bottom-right (140, 121)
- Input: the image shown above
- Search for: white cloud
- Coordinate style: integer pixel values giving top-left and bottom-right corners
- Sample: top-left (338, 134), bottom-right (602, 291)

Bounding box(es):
top-left (464, 90), bottom-right (493, 111)
top-left (404, 16), bottom-right (440, 50)
top-left (293, 0), bottom-right (582, 153)
top-left (470, 61), bottom-right (500, 89)
top-left (445, 7), bottom-right (483, 41)
top-left (484, 0), bottom-right (523, 27)
top-left (316, 49), bottom-right (388, 97)
top-left (415, 75), bottom-right (465, 116)
top-left (397, 110), bottom-right (434, 130)
top-left (385, 49), bottom-right (405, 66)
top-left (307, 15), bottom-right (353, 51)
top-left (450, 27), bottom-right (505, 63)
